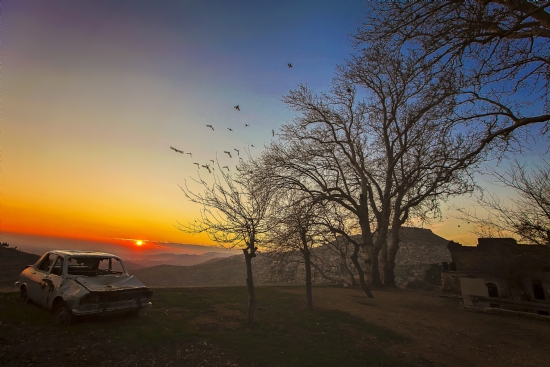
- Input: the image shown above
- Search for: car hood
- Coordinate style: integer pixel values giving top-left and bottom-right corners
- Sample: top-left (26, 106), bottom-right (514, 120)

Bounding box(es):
top-left (71, 275), bottom-right (148, 292)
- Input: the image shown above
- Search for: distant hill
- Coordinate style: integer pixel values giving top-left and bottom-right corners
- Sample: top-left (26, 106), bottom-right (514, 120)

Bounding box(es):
top-left (122, 261), bottom-right (144, 271)
top-left (1, 228), bottom-right (451, 290)
top-left (130, 256), bottom-right (242, 287)
top-left (131, 227), bottom-right (452, 288)
top-left (0, 246), bottom-right (40, 291)
top-left (130, 253), bottom-right (294, 287)
top-left (126, 252), bottom-right (233, 268)
top-left (0, 246), bottom-right (231, 291)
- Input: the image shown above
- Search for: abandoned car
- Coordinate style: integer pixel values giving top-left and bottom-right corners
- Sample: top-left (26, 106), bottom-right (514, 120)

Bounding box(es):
top-left (15, 250), bottom-right (153, 325)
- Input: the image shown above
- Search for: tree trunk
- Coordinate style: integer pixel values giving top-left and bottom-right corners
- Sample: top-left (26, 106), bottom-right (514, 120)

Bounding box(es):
top-left (356, 195), bottom-right (375, 297)
top-left (299, 228), bottom-right (313, 311)
top-left (243, 248), bottom-right (256, 327)
top-left (371, 209), bottom-right (390, 288)
top-left (370, 245), bottom-right (385, 288)
top-left (384, 225), bottom-right (401, 288)
top-left (379, 240), bottom-right (387, 285)
top-left (303, 249), bottom-right (313, 311)
top-left (359, 229), bottom-right (373, 285)
top-left (384, 241), bottom-right (399, 288)
top-left (351, 244), bottom-right (374, 298)
top-left (340, 253), bottom-right (357, 286)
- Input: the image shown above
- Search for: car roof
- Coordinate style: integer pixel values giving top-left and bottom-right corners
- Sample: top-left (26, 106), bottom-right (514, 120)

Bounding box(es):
top-left (49, 250), bottom-right (120, 258)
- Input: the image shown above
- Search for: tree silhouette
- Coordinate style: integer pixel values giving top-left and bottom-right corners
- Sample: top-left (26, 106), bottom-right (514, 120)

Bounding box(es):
top-left (179, 160), bottom-right (276, 326)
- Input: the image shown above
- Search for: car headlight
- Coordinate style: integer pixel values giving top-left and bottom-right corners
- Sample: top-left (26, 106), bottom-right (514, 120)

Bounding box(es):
top-left (83, 294), bottom-right (100, 303)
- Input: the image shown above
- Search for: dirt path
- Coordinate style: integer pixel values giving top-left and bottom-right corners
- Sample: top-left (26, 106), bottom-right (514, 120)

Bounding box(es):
top-left (286, 287), bottom-right (550, 367)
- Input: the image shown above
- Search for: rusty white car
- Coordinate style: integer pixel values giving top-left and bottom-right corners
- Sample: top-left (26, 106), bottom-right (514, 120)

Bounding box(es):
top-left (15, 250), bottom-right (153, 325)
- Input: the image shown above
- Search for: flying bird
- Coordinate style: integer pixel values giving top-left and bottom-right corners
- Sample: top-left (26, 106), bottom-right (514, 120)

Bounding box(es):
top-left (193, 163), bottom-right (200, 168)
top-left (251, 144), bottom-right (255, 148)
top-left (206, 125), bottom-right (214, 131)
top-left (223, 166), bottom-right (230, 171)
top-left (202, 164), bottom-right (211, 174)
top-left (245, 123), bottom-right (249, 127)
top-left (234, 105), bottom-right (240, 111)
top-left (227, 128), bottom-right (233, 132)
top-left (224, 151), bottom-right (232, 158)
top-left (234, 148), bottom-right (240, 156)
top-left (170, 146), bottom-right (184, 154)
top-left (186, 152), bottom-right (192, 157)
top-left (287, 63), bottom-right (293, 68)
top-left (210, 159), bottom-right (215, 164)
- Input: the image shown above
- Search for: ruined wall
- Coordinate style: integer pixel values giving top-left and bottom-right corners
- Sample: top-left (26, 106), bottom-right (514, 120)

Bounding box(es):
top-left (447, 239), bottom-right (550, 300)
top-left (394, 227), bottom-right (452, 266)
top-left (447, 242), bottom-right (482, 272)
top-left (389, 227), bottom-right (452, 288)
top-left (254, 227), bottom-right (454, 288)
top-left (448, 238), bottom-right (550, 274)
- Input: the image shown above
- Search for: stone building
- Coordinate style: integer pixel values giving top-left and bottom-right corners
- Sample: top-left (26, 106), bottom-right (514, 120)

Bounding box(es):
top-left (258, 227), bottom-right (453, 287)
top-left (446, 238), bottom-right (550, 305)
top-left (302, 227), bottom-right (452, 288)
top-left (392, 227), bottom-right (451, 288)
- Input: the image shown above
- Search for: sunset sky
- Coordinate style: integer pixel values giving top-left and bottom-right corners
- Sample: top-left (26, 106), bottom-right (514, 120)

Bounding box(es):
top-left (2, 0), bottom-right (543, 256)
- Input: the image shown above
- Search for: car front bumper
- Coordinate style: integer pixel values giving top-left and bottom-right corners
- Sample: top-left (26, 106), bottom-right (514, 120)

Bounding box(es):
top-left (72, 299), bottom-right (152, 316)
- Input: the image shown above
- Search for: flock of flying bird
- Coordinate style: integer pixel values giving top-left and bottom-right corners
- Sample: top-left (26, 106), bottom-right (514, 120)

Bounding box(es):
top-left (169, 62), bottom-right (294, 174)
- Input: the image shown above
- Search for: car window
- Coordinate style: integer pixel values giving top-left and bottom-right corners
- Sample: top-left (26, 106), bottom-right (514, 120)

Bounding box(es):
top-left (98, 257), bottom-right (125, 274)
top-left (51, 256), bottom-right (64, 276)
top-left (37, 254), bottom-right (53, 272)
top-left (66, 256), bottom-right (125, 276)
top-left (67, 257), bottom-right (100, 276)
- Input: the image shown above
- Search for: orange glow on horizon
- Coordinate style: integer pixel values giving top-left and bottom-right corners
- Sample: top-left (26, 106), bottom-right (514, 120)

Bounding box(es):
top-left (1, 199), bottom-right (217, 248)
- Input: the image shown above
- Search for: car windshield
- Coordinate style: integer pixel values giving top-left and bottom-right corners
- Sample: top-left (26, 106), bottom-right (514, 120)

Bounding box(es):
top-left (67, 256), bottom-right (125, 276)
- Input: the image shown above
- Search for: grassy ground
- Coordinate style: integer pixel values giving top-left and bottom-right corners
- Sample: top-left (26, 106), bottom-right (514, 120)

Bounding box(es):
top-left (0, 286), bottom-right (410, 367)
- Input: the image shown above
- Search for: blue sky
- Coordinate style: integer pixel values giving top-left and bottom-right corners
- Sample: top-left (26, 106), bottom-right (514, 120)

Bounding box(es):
top-left (4, 0), bottom-right (546, 256)
top-left (2, 0), bottom-right (371, 253)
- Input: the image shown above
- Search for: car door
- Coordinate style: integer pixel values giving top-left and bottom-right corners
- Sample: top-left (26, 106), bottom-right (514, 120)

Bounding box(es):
top-left (41, 255), bottom-right (65, 308)
top-left (26, 253), bottom-right (54, 305)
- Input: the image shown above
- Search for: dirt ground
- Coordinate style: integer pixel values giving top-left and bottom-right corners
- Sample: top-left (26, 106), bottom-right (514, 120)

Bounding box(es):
top-left (1, 287), bottom-right (549, 367)
top-left (293, 287), bottom-right (550, 367)
top-left (0, 314), bottom-right (252, 367)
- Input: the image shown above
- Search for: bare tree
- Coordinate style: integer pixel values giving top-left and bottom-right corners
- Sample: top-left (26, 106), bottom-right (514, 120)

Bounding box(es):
top-left (315, 203), bottom-right (361, 287)
top-left (258, 128), bottom-right (377, 297)
top-left (359, 1), bottom-right (550, 146)
top-left (345, 46), bottom-right (483, 287)
top-left (264, 192), bottom-right (320, 311)
top-left (263, 43), bottom-right (483, 292)
top-left (178, 161), bottom-right (275, 326)
top-left (263, 190), bottom-right (368, 307)
top-left (457, 159), bottom-right (550, 245)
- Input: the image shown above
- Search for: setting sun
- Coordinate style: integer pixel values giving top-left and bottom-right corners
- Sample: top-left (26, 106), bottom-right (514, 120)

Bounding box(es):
top-left (136, 240), bottom-right (143, 246)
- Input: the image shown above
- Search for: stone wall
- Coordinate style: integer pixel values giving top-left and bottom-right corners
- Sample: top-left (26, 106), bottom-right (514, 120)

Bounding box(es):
top-left (392, 227), bottom-right (451, 288)
top-left (306, 227), bottom-right (452, 287)
top-left (395, 227), bottom-right (452, 266)
top-left (255, 227), bottom-right (453, 288)
top-left (447, 238), bottom-right (550, 300)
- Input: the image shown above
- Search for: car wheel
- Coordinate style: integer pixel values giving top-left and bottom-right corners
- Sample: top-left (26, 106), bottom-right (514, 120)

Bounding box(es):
top-left (20, 286), bottom-right (30, 304)
top-left (53, 301), bottom-right (73, 326)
